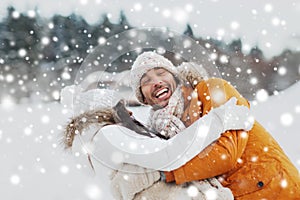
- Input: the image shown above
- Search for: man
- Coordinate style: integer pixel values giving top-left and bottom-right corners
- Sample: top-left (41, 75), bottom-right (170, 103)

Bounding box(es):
top-left (127, 51), bottom-right (300, 199)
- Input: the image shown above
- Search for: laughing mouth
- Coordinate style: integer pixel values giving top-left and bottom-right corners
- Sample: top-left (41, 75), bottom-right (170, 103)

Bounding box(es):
top-left (154, 87), bottom-right (169, 99)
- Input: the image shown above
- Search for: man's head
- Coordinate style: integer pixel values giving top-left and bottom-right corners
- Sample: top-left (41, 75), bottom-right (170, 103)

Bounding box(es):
top-left (130, 51), bottom-right (179, 107)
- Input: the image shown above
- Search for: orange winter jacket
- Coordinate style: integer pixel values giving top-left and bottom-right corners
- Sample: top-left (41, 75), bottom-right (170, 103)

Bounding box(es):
top-left (164, 78), bottom-right (300, 199)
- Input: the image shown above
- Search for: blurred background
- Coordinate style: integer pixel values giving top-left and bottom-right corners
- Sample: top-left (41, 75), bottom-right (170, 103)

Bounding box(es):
top-left (0, 0), bottom-right (300, 104)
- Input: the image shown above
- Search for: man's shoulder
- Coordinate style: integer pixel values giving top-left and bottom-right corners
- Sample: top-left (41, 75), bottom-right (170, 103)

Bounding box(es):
top-left (194, 77), bottom-right (229, 89)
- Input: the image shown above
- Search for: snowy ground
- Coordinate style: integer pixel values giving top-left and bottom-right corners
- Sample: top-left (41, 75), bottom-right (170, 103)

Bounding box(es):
top-left (1, 81), bottom-right (300, 200)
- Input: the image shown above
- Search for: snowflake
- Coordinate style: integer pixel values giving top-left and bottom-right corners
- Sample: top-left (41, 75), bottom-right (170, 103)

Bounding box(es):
top-left (278, 66), bottom-right (287, 75)
top-left (251, 156), bottom-right (258, 162)
top-left (61, 71), bottom-right (71, 80)
top-left (183, 39), bottom-right (192, 48)
top-left (27, 107), bottom-right (33, 113)
top-left (211, 89), bottom-right (225, 104)
top-left (24, 126), bottom-right (32, 136)
top-left (41, 115), bottom-right (50, 124)
top-left (264, 4), bottom-right (273, 12)
top-left (6, 74), bottom-right (14, 83)
top-left (236, 67), bottom-right (241, 73)
top-left (187, 185), bottom-right (198, 197)
top-left (40, 168), bottom-right (46, 174)
top-left (41, 37), bottom-right (50, 45)
top-left (98, 37), bottom-right (106, 45)
top-left (85, 184), bottom-right (102, 199)
top-left (48, 22), bottom-right (54, 29)
top-left (18, 80), bottom-right (24, 85)
top-left (104, 27), bottom-right (110, 33)
top-left (162, 9), bottom-right (171, 18)
top-left (27, 10), bottom-right (36, 18)
top-left (241, 131), bottom-right (248, 139)
top-left (242, 44), bottom-right (251, 53)
top-left (251, 9), bottom-right (258, 15)
top-left (80, 0), bottom-right (88, 5)
top-left (10, 174), bottom-right (20, 185)
top-left (272, 17), bottom-right (280, 26)
top-left (210, 53), bottom-right (218, 61)
top-left (134, 3), bottom-right (142, 11)
top-left (280, 113), bottom-right (294, 126)
top-left (63, 45), bottom-right (69, 51)
top-left (18, 49), bottom-right (27, 57)
top-left (221, 154), bottom-right (227, 160)
top-left (250, 77), bottom-right (258, 85)
top-left (52, 36), bottom-right (58, 42)
top-left (205, 43), bottom-right (211, 48)
top-left (52, 90), bottom-right (60, 100)
top-left (219, 55), bottom-right (229, 64)
top-left (173, 8), bottom-right (188, 24)
top-left (231, 21), bottom-right (240, 30)
top-left (280, 179), bottom-right (288, 188)
top-left (256, 89), bottom-right (269, 102)
top-left (76, 164), bottom-right (82, 169)
top-left (185, 4), bottom-right (193, 12)
top-left (60, 165), bottom-right (69, 174)
top-left (12, 11), bottom-right (20, 18)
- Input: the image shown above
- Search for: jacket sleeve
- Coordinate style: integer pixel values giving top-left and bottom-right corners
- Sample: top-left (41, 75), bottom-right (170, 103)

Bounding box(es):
top-left (164, 78), bottom-right (250, 184)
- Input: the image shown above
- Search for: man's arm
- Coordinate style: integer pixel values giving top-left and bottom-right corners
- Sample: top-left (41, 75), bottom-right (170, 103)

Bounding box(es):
top-left (164, 78), bottom-right (250, 184)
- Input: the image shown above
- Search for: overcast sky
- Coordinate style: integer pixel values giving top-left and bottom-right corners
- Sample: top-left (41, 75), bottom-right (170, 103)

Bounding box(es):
top-left (1, 0), bottom-right (300, 58)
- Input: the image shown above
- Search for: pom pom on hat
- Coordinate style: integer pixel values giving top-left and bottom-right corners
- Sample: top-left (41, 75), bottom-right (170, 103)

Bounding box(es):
top-left (130, 51), bottom-right (177, 104)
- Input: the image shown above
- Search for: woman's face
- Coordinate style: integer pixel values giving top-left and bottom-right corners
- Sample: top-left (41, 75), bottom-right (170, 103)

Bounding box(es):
top-left (140, 68), bottom-right (177, 108)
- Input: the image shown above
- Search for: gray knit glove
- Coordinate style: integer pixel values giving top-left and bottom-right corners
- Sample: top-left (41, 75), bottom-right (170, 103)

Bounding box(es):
top-left (150, 109), bottom-right (186, 139)
top-left (110, 163), bottom-right (160, 200)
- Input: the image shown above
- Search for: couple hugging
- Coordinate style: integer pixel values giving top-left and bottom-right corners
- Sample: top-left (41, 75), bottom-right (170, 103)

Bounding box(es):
top-left (63, 51), bottom-right (300, 200)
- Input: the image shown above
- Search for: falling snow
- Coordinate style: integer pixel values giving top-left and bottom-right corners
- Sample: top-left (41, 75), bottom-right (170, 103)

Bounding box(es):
top-left (187, 185), bottom-right (199, 197)
top-left (0, 1), bottom-right (300, 199)
top-left (256, 89), bottom-right (269, 102)
top-left (10, 174), bottom-right (21, 185)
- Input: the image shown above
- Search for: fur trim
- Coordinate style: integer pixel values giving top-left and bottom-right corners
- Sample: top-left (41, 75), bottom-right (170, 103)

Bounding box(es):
top-left (63, 108), bottom-right (115, 149)
top-left (62, 100), bottom-right (167, 149)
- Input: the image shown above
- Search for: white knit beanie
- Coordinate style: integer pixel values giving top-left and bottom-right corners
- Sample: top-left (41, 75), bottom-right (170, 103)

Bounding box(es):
top-left (60, 86), bottom-right (122, 116)
top-left (130, 51), bottom-right (178, 104)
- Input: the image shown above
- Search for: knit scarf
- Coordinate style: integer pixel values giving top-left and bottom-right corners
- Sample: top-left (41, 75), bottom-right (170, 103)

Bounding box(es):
top-left (149, 86), bottom-right (186, 139)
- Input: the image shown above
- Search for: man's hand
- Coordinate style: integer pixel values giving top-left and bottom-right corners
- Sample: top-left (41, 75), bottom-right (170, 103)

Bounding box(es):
top-left (150, 109), bottom-right (186, 139)
top-left (110, 163), bottom-right (161, 200)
